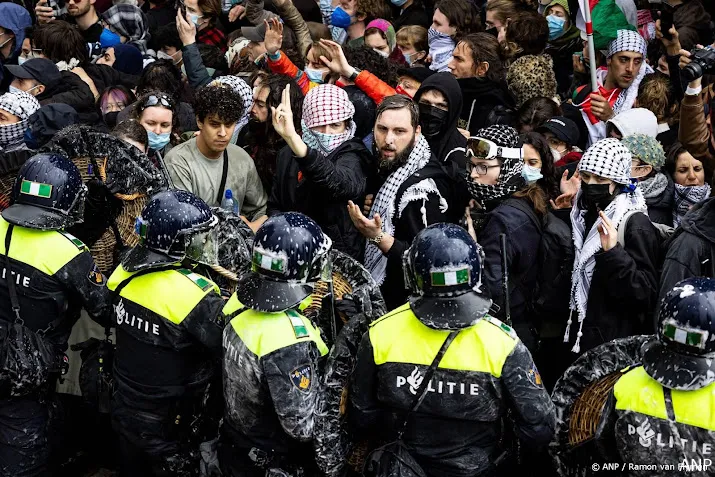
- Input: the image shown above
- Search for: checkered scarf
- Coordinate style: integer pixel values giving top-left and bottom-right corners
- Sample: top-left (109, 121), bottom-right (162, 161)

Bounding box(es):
top-left (301, 120), bottom-right (356, 155)
top-left (465, 125), bottom-right (525, 208)
top-left (607, 29), bottom-right (647, 59)
top-left (102, 5), bottom-right (150, 54)
top-left (673, 183), bottom-right (711, 227)
top-left (0, 89), bottom-right (39, 151)
top-left (302, 84), bottom-right (355, 128)
top-left (198, 27), bottom-right (227, 53)
top-left (210, 76), bottom-right (253, 143)
top-left (565, 138), bottom-right (645, 353)
top-left (365, 134), bottom-right (432, 284)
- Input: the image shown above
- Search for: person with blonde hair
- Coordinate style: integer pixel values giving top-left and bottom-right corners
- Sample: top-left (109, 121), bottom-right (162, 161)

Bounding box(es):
top-left (396, 24), bottom-right (428, 66)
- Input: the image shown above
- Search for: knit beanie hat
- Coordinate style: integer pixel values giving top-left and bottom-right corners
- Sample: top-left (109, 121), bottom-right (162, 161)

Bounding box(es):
top-left (620, 134), bottom-right (665, 170)
top-left (578, 138), bottom-right (632, 185)
top-left (111, 44), bottom-right (143, 76)
top-left (506, 54), bottom-right (558, 108)
top-left (546, 0), bottom-right (570, 15)
top-left (365, 19), bottom-right (396, 51)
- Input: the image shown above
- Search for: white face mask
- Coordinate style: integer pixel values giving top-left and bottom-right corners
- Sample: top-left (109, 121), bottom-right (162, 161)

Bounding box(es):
top-left (550, 147), bottom-right (564, 161)
top-left (373, 48), bottom-right (389, 58)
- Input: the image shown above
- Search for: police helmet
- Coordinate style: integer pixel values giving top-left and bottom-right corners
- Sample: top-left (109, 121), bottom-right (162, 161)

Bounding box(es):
top-left (2, 153), bottom-right (87, 231)
top-left (404, 223), bottom-right (491, 330)
top-left (642, 277), bottom-right (715, 391)
top-left (235, 212), bottom-right (332, 313)
top-left (122, 190), bottom-right (218, 272)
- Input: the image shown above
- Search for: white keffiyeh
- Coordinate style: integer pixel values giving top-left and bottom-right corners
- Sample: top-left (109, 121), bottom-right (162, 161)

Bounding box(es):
top-left (565, 188), bottom-right (647, 353)
top-left (365, 135), bottom-right (432, 284)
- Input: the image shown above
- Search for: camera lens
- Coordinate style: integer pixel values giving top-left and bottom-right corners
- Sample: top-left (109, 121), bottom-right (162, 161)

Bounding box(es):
top-left (682, 62), bottom-right (703, 83)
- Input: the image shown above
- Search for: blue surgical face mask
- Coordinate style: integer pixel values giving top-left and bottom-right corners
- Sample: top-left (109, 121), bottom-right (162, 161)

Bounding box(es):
top-left (521, 164), bottom-right (543, 183)
top-left (547, 15), bottom-right (566, 41)
top-left (100, 28), bottom-right (122, 48)
top-left (8, 85), bottom-right (22, 95)
top-left (147, 130), bottom-right (170, 150)
top-left (190, 14), bottom-right (203, 27)
top-left (305, 67), bottom-right (325, 83)
top-left (17, 56), bottom-right (28, 66)
top-left (391, 0), bottom-right (408, 6)
top-left (331, 7), bottom-right (353, 29)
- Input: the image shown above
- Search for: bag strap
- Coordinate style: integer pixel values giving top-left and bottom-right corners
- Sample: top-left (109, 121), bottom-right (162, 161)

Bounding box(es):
top-left (616, 210), bottom-right (642, 248)
top-left (396, 329), bottom-right (459, 439)
top-left (111, 265), bottom-right (183, 304)
top-left (216, 149), bottom-right (229, 204)
top-left (4, 224), bottom-right (22, 324)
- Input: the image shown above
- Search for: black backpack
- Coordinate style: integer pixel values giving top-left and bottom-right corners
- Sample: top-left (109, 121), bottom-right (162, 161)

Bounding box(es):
top-left (502, 199), bottom-right (575, 337)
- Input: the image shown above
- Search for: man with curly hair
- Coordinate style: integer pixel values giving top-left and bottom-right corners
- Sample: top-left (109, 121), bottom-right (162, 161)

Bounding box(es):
top-left (165, 84), bottom-right (268, 230)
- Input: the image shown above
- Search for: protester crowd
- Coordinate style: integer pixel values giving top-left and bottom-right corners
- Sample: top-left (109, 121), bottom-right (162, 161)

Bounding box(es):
top-left (1, 0), bottom-right (715, 475)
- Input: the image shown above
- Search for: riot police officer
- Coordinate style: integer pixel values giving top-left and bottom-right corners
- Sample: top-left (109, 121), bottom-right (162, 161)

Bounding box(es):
top-left (107, 190), bottom-right (225, 477)
top-left (0, 153), bottom-right (111, 476)
top-left (597, 277), bottom-right (715, 476)
top-left (349, 223), bottom-right (556, 476)
top-left (220, 212), bottom-right (331, 476)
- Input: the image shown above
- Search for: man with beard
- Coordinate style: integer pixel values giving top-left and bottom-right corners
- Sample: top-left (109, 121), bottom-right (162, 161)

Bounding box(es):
top-left (35, 0), bottom-right (103, 55)
top-left (348, 94), bottom-right (470, 309)
top-left (241, 74), bottom-right (303, 193)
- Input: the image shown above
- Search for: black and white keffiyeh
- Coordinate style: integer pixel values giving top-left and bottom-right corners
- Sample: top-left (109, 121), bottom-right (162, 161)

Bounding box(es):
top-left (102, 4), bottom-right (151, 54)
top-left (365, 134), bottom-right (432, 284)
top-left (673, 183), bottom-right (711, 227)
top-left (210, 76), bottom-right (254, 143)
top-left (465, 125), bottom-right (525, 208)
top-left (0, 91), bottom-right (40, 152)
top-left (607, 29), bottom-right (647, 59)
top-left (638, 172), bottom-right (669, 200)
top-left (565, 138), bottom-right (645, 353)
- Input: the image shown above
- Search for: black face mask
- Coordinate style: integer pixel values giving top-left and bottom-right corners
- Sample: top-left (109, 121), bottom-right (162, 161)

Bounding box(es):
top-left (418, 103), bottom-right (448, 139)
top-left (485, 27), bottom-right (498, 38)
top-left (579, 182), bottom-right (615, 211)
top-left (104, 111), bottom-right (119, 128)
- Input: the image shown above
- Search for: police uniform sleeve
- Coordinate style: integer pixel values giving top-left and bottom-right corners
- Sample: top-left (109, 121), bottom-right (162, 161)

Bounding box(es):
top-left (54, 250), bottom-right (112, 327)
top-left (262, 340), bottom-right (324, 442)
top-left (181, 292), bottom-right (225, 356)
top-left (501, 340), bottom-right (556, 448)
top-left (347, 330), bottom-right (381, 438)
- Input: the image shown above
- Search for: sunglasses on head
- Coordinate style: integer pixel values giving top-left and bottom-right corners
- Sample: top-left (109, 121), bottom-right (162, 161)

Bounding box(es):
top-left (141, 94), bottom-right (174, 111)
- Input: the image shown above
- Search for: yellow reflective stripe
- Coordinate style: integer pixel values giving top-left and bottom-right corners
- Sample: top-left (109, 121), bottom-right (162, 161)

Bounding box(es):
top-left (369, 308), bottom-right (516, 377)
top-left (223, 293), bottom-right (242, 316)
top-left (108, 265), bottom-right (218, 325)
top-left (615, 366), bottom-right (715, 431)
top-left (230, 309), bottom-right (328, 357)
top-left (0, 217), bottom-right (81, 275)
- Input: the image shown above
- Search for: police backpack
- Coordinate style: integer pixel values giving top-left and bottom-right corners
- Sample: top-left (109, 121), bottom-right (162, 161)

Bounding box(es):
top-left (0, 319), bottom-right (60, 397)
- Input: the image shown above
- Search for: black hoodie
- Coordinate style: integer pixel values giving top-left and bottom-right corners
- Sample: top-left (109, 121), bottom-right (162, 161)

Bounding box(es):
top-left (412, 73), bottom-right (467, 168)
top-left (659, 197), bottom-right (715, 302)
top-left (457, 77), bottom-right (515, 136)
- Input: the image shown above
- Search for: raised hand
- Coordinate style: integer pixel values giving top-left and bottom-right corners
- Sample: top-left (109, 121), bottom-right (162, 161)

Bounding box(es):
top-left (270, 83), bottom-right (295, 139)
top-left (598, 211), bottom-right (617, 251)
top-left (263, 18), bottom-right (284, 56)
top-left (35, 0), bottom-right (55, 24)
top-left (318, 39), bottom-right (354, 79)
top-left (176, 10), bottom-right (197, 46)
top-left (228, 4), bottom-right (246, 23)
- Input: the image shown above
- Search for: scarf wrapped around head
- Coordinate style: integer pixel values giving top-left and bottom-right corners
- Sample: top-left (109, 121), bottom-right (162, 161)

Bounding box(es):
top-left (673, 183), bottom-right (711, 227)
top-left (365, 19), bottom-right (396, 51)
top-left (210, 75), bottom-right (253, 144)
top-left (0, 90), bottom-right (41, 152)
top-left (565, 138), bottom-right (646, 354)
top-left (102, 4), bottom-right (150, 54)
top-left (301, 84), bottom-right (356, 155)
top-left (365, 135), bottom-right (432, 284)
top-left (466, 125), bottom-right (525, 209)
top-left (428, 27), bottom-right (455, 72)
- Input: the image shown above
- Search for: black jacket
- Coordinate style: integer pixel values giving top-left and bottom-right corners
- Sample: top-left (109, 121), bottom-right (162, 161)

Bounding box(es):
top-left (382, 159), bottom-right (471, 310)
top-left (480, 197), bottom-right (542, 351)
top-left (392, 2), bottom-right (431, 30)
top-left (659, 197), bottom-right (715, 303)
top-left (565, 212), bottom-right (660, 353)
top-left (83, 63), bottom-right (139, 93)
top-left (457, 77), bottom-right (515, 136)
top-left (39, 71), bottom-right (98, 125)
top-left (644, 174), bottom-right (675, 227)
top-left (545, 33), bottom-right (582, 98)
top-left (413, 73), bottom-right (467, 167)
top-left (267, 140), bottom-right (374, 261)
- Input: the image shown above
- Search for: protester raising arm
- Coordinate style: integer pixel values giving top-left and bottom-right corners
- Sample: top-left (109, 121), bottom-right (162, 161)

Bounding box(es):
top-left (176, 9), bottom-right (213, 89)
top-left (263, 18), bottom-right (312, 94)
top-left (318, 39), bottom-right (396, 104)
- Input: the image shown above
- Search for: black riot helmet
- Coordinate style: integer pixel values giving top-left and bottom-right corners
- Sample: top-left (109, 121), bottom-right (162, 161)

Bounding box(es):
top-left (642, 277), bottom-right (715, 391)
top-left (404, 223), bottom-right (492, 330)
top-left (235, 212), bottom-right (332, 313)
top-left (2, 153), bottom-right (87, 231)
top-left (122, 190), bottom-right (218, 272)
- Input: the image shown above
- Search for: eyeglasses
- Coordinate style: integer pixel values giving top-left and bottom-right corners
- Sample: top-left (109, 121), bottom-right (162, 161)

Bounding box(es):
top-left (140, 94), bottom-right (174, 111)
top-left (467, 162), bottom-right (501, 176)
top-left (466, 137), bottom-right (522, 161)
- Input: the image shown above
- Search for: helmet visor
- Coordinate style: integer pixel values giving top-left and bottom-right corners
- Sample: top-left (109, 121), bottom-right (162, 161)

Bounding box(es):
top-left (185, 226), bottom-right (220, 266)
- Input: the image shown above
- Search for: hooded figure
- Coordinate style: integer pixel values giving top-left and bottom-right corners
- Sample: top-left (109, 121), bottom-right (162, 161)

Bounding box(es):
top-left (412, 72), bottom-right (467, 166)
top-left (543, 0), bottom-right (583, 95)
top-left (108, 44), bottom-right (144, 76)
top-left (566, 138), bottom-right (659, 355)
top-left (0, 90), bottom-right (40, 152)
top-left (0, 3), bottom-right (32, 86)
top-left (24, 104), bottom-right (80, 151)
top-left (606, 108), bottom-right (658, 139)
top-left (102, 4), bottom-right (152, 55)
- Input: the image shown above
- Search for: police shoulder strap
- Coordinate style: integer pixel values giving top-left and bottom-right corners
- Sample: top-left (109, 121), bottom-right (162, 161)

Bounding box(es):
top-left (216, 149), bottom-right (229, 205)
top-left (395, 329), bottom-right (459, 439)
